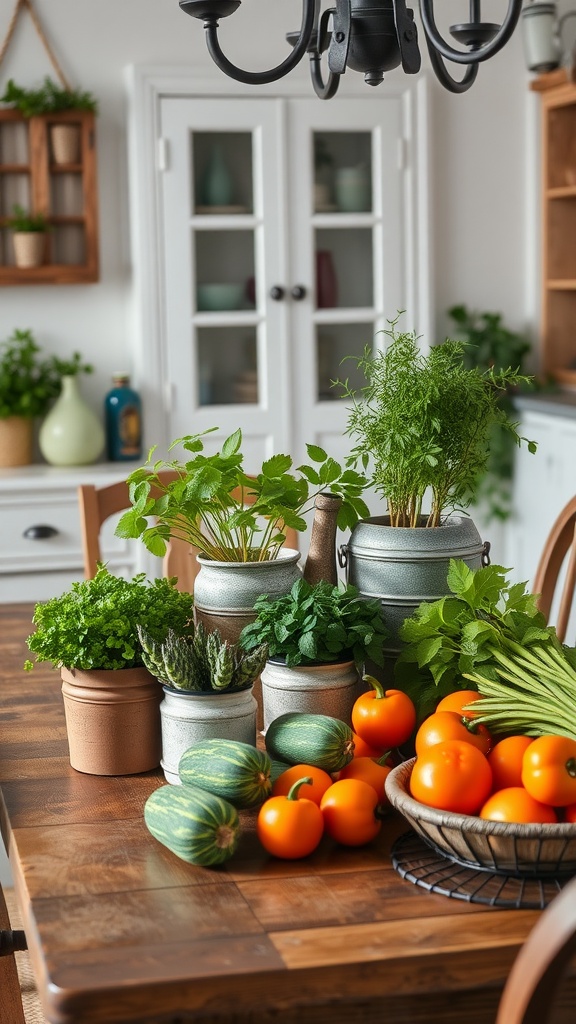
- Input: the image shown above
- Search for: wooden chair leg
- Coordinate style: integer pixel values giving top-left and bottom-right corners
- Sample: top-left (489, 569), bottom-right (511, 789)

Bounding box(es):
top-left (0, 885), bottom-right (27, 1024)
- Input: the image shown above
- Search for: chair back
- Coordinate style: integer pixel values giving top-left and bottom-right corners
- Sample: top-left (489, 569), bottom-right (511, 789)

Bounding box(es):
top-left (532, 495), bottom-right (576, 643)
top-left (496, 873), bottom-right (576, 1024)
top-left (0, 884), bottom-right (26, 1024)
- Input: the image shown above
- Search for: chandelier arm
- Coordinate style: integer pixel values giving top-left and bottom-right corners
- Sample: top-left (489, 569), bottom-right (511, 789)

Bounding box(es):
top-left (309, 51), bottom-right (341, 99)
top-left (418, 0), bottom-right (523, 66)
top-left (203, 0), bottom-right (316, 85)
top-left (426, 40), bottom-right (479, 92)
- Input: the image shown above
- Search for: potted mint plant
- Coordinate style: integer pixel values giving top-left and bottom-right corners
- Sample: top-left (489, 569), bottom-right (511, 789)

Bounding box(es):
top-left (25, 566), bottom-right (194, 776)
top-left (138, 622), bottom-right (268, 783)
top-left (8, 204), bottom-right (51, 268)
top-left (1, 77), bottom-right (98, 164)
top-left (239, 578), bottom-right (388, 730)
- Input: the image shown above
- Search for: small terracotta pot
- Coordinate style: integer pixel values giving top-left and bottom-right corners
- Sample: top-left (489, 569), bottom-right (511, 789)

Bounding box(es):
top-left (50, 123), bottom-right (81, 164)
top-left (13, 231), bottom-right (46, 268)
top-left (0, 416), bottom-right (33, 467)
top-left (61, 666), bottom-right (161, 776)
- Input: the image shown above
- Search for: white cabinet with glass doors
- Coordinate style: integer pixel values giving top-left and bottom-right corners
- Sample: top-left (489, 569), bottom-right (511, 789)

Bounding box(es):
top-left (129, 71), bottom-right (430, 482)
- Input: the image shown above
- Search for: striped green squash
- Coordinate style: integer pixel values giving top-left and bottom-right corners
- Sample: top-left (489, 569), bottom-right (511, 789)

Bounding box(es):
top-left (144, 784), bottom-right (240, 866)
top-left (178, 738), bottom-right (272, 808)
top-left (265, 712), bottom-right (355, 772)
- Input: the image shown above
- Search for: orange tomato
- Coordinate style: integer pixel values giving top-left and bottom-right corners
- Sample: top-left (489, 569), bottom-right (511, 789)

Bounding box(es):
top-left (436, 689), bottom-right (482, 718)
top-left (563, 804), bottom-right (576, 823)
top-left (522, 735), bottom-right (576, 806)
top-left (415, 710), bottom-right (492, 757)
top-left (351, 732), bottom-right (385, 759)
top-left (351, 676), bottom-right (416, 749)
top-left (337, 756), bottom-right (391, 804)
top-left (410, 740), bottom-right (492, 815)
top-left (479, 786), bottom-right (558, 824)
top-left (257, 777), bottom-right (324, 859)
top-left (272, 764), bottom-right (333, 805)
top-left (320, 778), bottom-right (382, 846)
top-left (488, 735), bottom-right (534, 792)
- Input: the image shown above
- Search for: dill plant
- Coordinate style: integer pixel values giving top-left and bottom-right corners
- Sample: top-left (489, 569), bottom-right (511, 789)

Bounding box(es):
top-left (338, 317), bottom-right (536, 527)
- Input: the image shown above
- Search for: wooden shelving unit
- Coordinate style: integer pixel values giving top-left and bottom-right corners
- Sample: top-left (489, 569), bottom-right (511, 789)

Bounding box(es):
top-left (532, 70), bottom-right (576, 386)
top-left (0, 108), bottom-right (99, 285)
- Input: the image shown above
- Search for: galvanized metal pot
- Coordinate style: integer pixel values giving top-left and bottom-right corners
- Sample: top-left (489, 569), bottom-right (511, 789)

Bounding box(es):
top-left (342, 515), bottom-right (489, 655)
top-left (159, 685), bottom-right (258, 785)
top-left (261, 658), bottom-right (362, 732)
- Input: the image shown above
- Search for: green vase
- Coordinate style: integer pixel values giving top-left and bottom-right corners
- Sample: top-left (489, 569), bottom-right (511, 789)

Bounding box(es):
top-left (202, 145), bottom-right (233, 206)
top-left (39, 375), bottom-right (105, 466)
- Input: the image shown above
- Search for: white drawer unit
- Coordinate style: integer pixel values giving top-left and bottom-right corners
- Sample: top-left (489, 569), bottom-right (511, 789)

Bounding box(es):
top-left (0, 464), bottom-right (143, 603)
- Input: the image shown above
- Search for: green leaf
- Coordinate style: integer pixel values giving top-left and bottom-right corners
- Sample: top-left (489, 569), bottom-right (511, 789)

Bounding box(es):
top-left (306, 443), bottom-right (328, 463)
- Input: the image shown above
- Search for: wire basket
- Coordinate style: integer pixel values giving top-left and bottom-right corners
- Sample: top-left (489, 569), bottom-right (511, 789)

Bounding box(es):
top-left (385, 758), bottom-right (576, 878)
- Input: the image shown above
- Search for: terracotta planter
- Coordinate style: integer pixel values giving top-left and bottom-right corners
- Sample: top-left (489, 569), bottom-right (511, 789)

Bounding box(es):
top-left (50, 123), bottom-right (81, 164)
top-left (0, 416), bottom-right (33, 467)
top-left (13, 231), bottom-right (46, 268)
top-left (261, 658), bottom-right (361, 732)
top-left (61, 666), bottom-right (161, 776)
top-left (159, 684), bottom-right (258, 785)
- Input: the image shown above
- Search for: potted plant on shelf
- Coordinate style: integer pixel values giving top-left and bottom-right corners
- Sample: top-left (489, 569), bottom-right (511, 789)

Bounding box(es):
top-left (0, 327), bottom-right (84, 467)
top-left (1, 76), bottom-right (98, 164)
top-left (335, 314), bottom-right (537, 668)
top-left (7, 204), bottom-right (51, 268)
top-left (115, 426), bottom-right (369, 645)
top-left (239, 578), bottom-right (388, 730)
top-left (138, 622), bottom-right (268, 783)
top-left (25, 566), bottom-right (194, 776)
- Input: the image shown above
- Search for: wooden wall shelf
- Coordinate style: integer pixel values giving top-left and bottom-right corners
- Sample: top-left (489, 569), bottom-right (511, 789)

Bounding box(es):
top-left (0, 108), bottom-right (99, 285)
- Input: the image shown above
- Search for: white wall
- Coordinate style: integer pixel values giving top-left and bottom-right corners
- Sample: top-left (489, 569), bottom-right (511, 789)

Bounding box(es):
top-left (0, 0), bottom-right (541, 425)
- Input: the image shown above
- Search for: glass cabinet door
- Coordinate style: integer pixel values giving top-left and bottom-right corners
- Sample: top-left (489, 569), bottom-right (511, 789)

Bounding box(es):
top-left (287, 98), bottom-right (405, 463)
top-left (158, 97), bottom-right (288, 465)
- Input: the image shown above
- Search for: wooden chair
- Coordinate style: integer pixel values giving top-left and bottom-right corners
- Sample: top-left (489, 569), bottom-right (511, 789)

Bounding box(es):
top-left (78, 475), bottom-right (300, 593)
top-left (532, 495), bottom-right (576, 643)
top-left (495, 873), bottom-right (576, 1024)
top-left (0, 884), bottom-right (27, 1024)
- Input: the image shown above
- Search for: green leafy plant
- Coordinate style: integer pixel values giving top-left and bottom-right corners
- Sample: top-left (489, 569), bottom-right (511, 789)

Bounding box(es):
top-left (240, 578), bottom-right (388, 668)
top-left (8, 204), bottom-right (50, 233)
top-left (336, 315), bottom-right (536, 528)
top-left (1, 77), bottom-right (98, 116)
top-left (446, 304), bottom-right (537, 521)
top-left (115, 427), bottom-right (369, 563)
top-left (138, 622), bottom-right (268, 693)
top-left (0, 328), bottom-right (93, 419)
top-left (395, 558), bottom-right (576, 734)
top-left (25, 565), bottom-right (194, 671)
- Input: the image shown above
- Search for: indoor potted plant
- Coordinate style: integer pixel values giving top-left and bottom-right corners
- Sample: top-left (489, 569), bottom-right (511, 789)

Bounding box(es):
top-left (8, 204), bottom-right (51, 268)
top-left (1, 76), bottom-right (98, 164)
top-left (336, 315), bottom-right (537, 665)
top-left (239, 577), bottom-right (388, 730)
top-left (0, 328), bottom-right (85, 467)
top-left (138, 621), bottom-right (268, 783)
top-left (25, 566), bottom-right (194, 776)
top-left (115, 426), bottom-right (369, 645)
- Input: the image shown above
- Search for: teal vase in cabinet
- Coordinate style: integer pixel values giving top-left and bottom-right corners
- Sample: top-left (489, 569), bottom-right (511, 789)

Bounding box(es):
top-left (39, 375), bottom-right (105, 466)
top-left (202, 145), bottom-right (233, 207)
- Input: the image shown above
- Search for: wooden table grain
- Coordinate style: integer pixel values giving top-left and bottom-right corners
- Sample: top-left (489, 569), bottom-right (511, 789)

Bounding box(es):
top-left (0, 602), bottom-right (573, 1024)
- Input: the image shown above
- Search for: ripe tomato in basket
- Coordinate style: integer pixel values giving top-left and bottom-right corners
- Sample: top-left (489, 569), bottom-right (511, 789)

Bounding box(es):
top-left (410, 739), bottom-right (492, 815)
top-left (415, 711), bottom-right (492, 757)
top-left (521, 735), bottom-right (576, 806)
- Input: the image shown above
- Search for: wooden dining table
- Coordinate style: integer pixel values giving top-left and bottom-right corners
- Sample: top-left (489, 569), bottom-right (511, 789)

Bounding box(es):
top-left (1, 601), bottom-right (575, 1024)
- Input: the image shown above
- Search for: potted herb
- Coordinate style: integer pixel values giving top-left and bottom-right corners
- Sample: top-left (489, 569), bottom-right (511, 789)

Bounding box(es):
top-left (336, 315), bottom-right (537, 663)
top-left (8, 204), bottom-right (51, 268)
top-left (138, 622), bottom-right (268, 783)
top-left (1, 76), bottom-right (98, 164)
top-left (239, 578), bottom-right (388, 729)
top-left (0, 328), bottom-right (88, 467)
top-left (116, 426), bottom-right (369, 649)
top-left (25, 566), bottom-right (194, 776)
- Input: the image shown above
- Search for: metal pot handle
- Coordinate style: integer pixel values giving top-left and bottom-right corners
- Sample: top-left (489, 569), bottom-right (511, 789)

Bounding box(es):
top-left (482, 540), bottom-right (491, 567)
top-left (338, 543), bottom-right (348, 578)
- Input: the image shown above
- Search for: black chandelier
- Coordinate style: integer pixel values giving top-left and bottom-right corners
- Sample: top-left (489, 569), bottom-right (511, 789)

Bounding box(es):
top-left (179, 0), bottom-right (524, 98)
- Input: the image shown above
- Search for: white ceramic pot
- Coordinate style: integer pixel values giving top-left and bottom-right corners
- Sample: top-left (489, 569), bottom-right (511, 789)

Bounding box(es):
top-left (159, 685), bottom-right (258, 785)
top-left (261, 658), bottom-right (361, 732)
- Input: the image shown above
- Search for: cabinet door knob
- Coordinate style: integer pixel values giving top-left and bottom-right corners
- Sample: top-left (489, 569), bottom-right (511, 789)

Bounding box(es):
top-left (291, 285), bottom-right (306, 301)
top-left (23, 525), bottom-right (59, 540)
top-left (270, 285), bottom-right (285, 301)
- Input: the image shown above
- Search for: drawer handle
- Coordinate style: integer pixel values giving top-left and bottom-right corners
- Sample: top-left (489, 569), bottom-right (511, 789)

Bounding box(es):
top-left (23, 525), bottom-right (59, 540)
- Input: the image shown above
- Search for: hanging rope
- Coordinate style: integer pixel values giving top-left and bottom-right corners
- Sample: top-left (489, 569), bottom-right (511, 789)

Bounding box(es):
top-left (0, 0), bottom-right (71, 90)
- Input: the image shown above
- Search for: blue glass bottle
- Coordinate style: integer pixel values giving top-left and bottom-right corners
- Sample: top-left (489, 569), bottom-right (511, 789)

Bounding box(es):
top-left (104, 373), bottom-right (142, 462)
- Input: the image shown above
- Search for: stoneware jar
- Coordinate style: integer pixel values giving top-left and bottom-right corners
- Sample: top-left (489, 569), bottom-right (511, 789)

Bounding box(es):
top-left (159, 685), bottom-right (258, 785)
top-left (260, 658), bottom-right (362, 733)
top-left (61, 666), bottom-right (161, 775)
